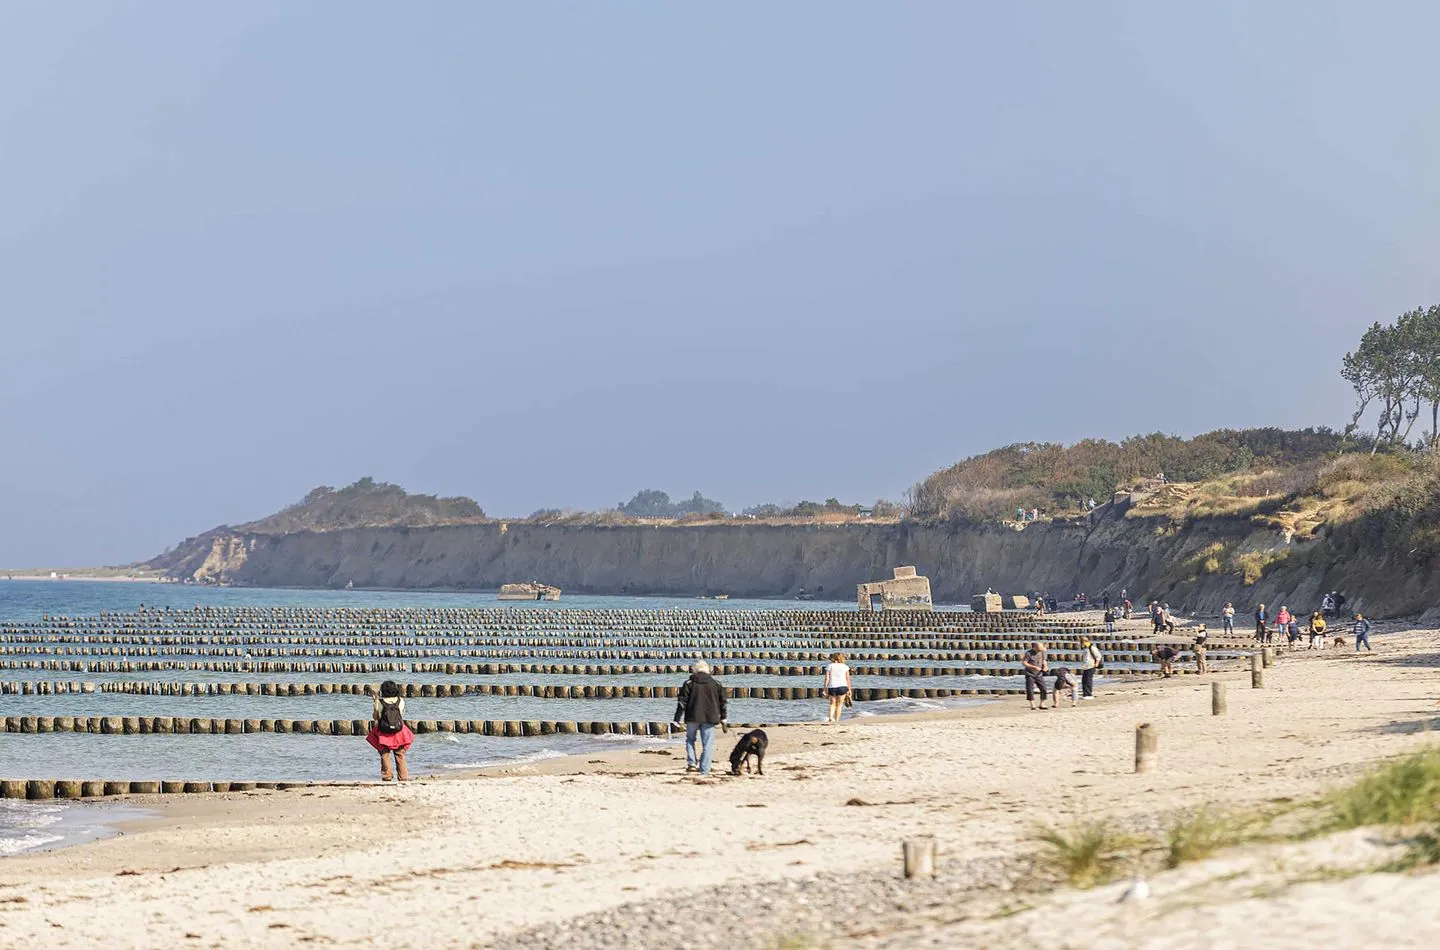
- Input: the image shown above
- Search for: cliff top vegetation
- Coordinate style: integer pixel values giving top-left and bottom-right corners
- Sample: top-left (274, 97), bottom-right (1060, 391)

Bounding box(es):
top-left (910, 427), bottom-right (1349, 523)
top-left (235, 478), bottom-right (487, 534)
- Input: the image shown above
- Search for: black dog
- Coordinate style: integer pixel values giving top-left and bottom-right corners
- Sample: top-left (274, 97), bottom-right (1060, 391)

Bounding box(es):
top-left (728, 728), bottom-right (768, 776)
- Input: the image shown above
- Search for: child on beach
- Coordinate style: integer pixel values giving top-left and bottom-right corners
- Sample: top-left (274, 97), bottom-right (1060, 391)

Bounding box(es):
top-left (823, 653), bottom-right (852, 723)
top-left (367, 680), bottom-right (414, 782)
top-left (1051, 666), bottom-right (1077, 707)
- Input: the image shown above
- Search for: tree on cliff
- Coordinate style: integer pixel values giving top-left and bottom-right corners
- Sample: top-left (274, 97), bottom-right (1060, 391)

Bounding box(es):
top-left (1343, 305), bottom-right (1440, 452)
top-left (617, 490), bottom-right (725, 518)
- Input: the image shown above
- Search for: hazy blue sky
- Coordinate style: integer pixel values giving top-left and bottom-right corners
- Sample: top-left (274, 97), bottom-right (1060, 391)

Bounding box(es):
top-left (2, 2), bottom-right (1437, 566)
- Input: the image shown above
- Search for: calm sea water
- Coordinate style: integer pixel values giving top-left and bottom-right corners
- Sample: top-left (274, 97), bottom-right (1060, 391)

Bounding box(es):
top-left (0, 581), bottom-right (983, 854)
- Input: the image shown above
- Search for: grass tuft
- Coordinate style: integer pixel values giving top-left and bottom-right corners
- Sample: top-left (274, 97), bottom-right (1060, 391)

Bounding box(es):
top-left (1033, 820), bottom-right (1140, 888)
top-left (1329, 748), bottom-right (1440, 830)
top-left (1164, 807), bottom-right (1245, 868)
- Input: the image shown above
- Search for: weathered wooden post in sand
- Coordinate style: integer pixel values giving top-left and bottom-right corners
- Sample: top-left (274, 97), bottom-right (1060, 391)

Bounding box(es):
top-left (1135, 723), bottom-right (1158, 773)
top-left (1251, 654), bottom-right (1264, 688)
top-left (1262, 647), bottom-right (1274, 668)
top-left (1212, 681), bottom-right (1226, 715)
top-left (903, 838), bottom-right (937, 878)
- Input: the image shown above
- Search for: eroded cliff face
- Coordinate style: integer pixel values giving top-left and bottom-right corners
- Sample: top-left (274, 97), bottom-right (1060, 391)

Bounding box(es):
top-left (156, 506), bottom-right (1437, 618)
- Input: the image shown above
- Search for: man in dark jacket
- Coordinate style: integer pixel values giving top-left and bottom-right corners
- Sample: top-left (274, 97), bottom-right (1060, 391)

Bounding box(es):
top-left (673, 659), bottom-right (728, 776)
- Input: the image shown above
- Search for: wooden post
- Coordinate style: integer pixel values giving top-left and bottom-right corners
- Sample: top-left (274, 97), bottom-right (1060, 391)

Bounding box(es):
top-left (1251, 654), bottom-right (1264, 688)
top-left (1211, 681), bottom-right (1226, 715)
top-left (903, 838), bottom-right (937, 878)
top-left (1262, 647), bottom-right (1274, 668)
top-left (1135, 723), bottom-right (1158, 773)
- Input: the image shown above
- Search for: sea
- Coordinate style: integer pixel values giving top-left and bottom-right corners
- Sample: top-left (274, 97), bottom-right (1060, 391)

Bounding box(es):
top-left (0, 580), bottom-right (994, 855)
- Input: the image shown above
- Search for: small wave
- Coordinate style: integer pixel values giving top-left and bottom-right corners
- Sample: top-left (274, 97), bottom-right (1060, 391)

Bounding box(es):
top-left (0, 800), bottom-right (67, 856)
top-left (439, 747), bottom-right (571, 771)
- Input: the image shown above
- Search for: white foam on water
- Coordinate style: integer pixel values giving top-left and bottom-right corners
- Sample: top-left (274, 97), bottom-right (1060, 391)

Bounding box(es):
top-left (851, 696), bottom-right (993, 717)
top-left (593, 732), bottom-right (673, 745)
top-left (439, 747), bottom-right (573, 771)
top-left (0, 800), bottom-right (66, 856)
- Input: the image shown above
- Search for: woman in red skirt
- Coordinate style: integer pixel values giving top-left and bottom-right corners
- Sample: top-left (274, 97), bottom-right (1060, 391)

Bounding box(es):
top-left (367, 680), bottom-right (414, 781)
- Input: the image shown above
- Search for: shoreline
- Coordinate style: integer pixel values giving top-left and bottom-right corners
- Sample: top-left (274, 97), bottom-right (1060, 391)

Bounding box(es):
top-left (0, 629), bottom-right (1434, 947)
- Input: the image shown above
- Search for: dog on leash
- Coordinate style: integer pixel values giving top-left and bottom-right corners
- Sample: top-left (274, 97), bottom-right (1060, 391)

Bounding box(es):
top-left (728, 728), bottom-right (768, 776)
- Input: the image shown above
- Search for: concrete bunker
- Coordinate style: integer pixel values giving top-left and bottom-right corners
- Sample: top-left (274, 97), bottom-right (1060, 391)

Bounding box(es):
top-left (857, 566), bottom-right (933, 613)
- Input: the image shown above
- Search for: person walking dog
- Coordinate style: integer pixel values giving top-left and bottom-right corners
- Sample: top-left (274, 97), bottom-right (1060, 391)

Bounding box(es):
top-left (673, 660), bottom-right (728, 776)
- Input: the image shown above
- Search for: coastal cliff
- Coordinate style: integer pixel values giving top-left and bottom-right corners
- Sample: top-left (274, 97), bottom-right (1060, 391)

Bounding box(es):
top-left (146, 502), bottom-right (1437, 619)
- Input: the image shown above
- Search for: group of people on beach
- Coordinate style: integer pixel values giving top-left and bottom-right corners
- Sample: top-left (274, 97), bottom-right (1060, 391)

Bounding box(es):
top-left (1249, 599), bottom-right (1371, 651)
top-left (1020, 636), bottom-right (1103, 710)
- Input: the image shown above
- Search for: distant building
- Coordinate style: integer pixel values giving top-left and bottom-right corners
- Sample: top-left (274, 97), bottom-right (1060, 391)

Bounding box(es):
top-left (857, 566), bottom-right (932, 612)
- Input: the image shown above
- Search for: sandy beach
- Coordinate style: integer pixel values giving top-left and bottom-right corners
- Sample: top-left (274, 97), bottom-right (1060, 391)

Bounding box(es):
top-left (2, 625), bottom-right (1438, 949)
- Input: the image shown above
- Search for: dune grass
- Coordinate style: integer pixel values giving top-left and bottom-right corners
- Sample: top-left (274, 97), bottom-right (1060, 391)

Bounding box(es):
top-left (1033, 820), bottom-right (1141, 888)
top-left (1329, 748), bottom-right (1440, 871)
top-left (1163, 807), bottom-right (1250, 868)
top-left (1329, 748), bottom-right (1440, 830)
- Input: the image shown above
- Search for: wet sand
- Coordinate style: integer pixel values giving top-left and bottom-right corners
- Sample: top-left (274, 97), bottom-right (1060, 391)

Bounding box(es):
top-left (1, 627), bottom-right (1437, 948)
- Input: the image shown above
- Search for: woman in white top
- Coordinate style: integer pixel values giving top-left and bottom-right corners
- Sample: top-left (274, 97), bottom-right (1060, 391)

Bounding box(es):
top-left (823, 652), bottom-right (852, 723)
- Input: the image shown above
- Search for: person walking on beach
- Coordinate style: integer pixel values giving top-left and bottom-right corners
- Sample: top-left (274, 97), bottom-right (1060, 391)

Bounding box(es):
top-left (1352, 614), bottom-right (1372, 652)
top-left (1192, 627), bottom-right (1209, 674)
top-left (1079, 635), bottom-right (1103, 700)
top-left (1103, 606), bottom-right (1117, 633)
top-left (823, 652), bottom-right (853, 723)
top-left (1254, 604), bottom-right (1268, 643)
top-left (366, 680), bottom-right (414, 782)
top-left (1221, 602), bottom-right (1235, 636)
top-left (673, 660), bottom-right (727, 775)
top-left (1022, 642), bottom-right (1049, 710)
top-left (1308, 611), bottom-right (1328, 650)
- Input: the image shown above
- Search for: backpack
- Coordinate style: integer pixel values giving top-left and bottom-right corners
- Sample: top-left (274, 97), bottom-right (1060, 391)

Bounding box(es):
top-left (377, 699), bottom-right (405, 734)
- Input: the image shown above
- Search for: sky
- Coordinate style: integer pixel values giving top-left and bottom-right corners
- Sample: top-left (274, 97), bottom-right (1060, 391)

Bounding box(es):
top-left (1, 2), bottom-right (1437, 567)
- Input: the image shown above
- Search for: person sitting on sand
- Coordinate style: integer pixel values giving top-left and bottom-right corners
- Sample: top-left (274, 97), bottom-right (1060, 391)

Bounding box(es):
top-left (823, 652), bottom-right (853, 724)
top-left (1022, 642), bottom-right (1049, 710)
top-left (1308, 612), bottom-right (1327, 650)
top-left (673, 660), bottom-right (728, 775)
top-left (1051, 666), bottom-right (1077, 707)
top-left (367, 679), bottom-right (414, 782)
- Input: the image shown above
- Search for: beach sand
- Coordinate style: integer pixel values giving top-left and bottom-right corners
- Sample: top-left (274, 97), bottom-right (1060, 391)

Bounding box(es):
top-left (2, 628), bottom-right (1438, 948)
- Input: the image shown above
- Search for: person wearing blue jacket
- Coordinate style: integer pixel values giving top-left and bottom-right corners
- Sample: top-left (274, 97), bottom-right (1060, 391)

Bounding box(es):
top-left (1352, 614), bottom-right (1372, 652)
